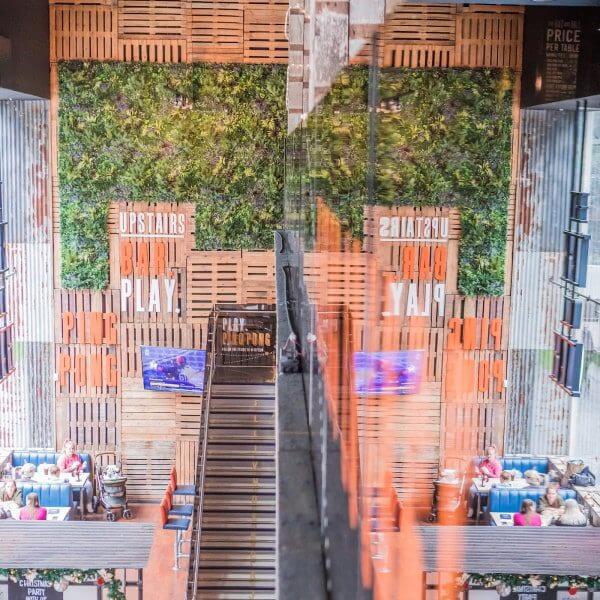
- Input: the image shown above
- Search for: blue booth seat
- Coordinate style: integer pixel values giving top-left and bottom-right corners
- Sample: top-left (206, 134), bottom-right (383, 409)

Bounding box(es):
top-left (17, 482), bottom-right (74, 509)
top-left (489, 487), bottom-right (576, 513)
top-left (501, 457), bottom-right (549, 475)
top-left (11, 451), bottom-right (91, 473)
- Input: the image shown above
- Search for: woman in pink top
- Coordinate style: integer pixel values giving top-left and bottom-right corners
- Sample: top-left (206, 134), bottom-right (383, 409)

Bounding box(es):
top-left (19, 493), bottom-right (47, 521)
top-left (513, 499), bottom-right (542, 527)
top-left (476, 445), bottom-right (503, 478)
top-left (57, 439), bottom-right (94, 514)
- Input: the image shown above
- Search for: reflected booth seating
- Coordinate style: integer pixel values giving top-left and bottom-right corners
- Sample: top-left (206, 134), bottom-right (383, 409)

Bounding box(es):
top-left (489, 487), bottom-right (576, 513)
top-left (11, 451), bottom-right (91, 473)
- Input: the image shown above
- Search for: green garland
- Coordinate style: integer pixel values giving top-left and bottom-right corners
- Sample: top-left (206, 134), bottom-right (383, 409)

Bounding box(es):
top-left (0, 568), bottom-right (125, 599)
top-left (464, 573), bottom-right (600, 593)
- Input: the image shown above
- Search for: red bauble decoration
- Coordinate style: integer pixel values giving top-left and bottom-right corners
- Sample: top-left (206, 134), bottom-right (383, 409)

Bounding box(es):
top-left (97, 577), bottom-right (105, 587)
top-left (568, 586), bottom-right (578, 596)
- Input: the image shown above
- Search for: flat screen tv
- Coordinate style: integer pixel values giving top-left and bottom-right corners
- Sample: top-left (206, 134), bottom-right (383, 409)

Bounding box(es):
top-left (140, 346), bottom-right (206, 393)
top-left (354, 350), bottom-right (424, 396)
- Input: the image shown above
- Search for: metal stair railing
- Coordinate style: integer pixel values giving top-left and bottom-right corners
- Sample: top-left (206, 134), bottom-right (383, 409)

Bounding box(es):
top-left (188, 309), bottom-right (219, 600)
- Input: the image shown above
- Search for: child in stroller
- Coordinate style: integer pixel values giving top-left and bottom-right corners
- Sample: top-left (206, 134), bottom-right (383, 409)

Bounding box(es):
top-left (94, 452), bottom-right (132, 522)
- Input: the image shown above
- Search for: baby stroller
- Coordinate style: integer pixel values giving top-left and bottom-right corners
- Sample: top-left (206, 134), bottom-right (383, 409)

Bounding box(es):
top-left (94, 452), bottom-right (132, 522)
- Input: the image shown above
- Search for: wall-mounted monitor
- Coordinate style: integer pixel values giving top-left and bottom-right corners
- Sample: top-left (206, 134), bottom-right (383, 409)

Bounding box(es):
top-left (550, 332), bottom-right (584, 397)
top-left (570, 191), bottom-right (589, 223)
top-left (562, 297), bottom-right (583, 329)
top-left (140, 346), bottom-right (206, 393)
top-left (354, 350), bottom-right (424, 396)
top-left (563, 231), bottom-right (590, 287)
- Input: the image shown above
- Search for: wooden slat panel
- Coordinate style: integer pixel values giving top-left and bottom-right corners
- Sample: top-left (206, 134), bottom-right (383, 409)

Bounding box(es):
top-left (384, 5), bottom-right (457, 45)
top-left (190, 0), bottom-right (244, 61)
top-left (119, 0), bottom-right (185, 38)
top-left (122, 440), bottom-right (175, 501)
top-left (243, 7), bottom-right (287, 63)
top-left (186, 250), bottom-right (242, 321)
top-left (118, 38), bottom-right (188, 62)
top-left (455, 8), bottom-right (524, 70)
top-left (56, 396), bottom-right (120, 452)
top-left (382, 44), bottom-right (455, 69)
top-left (51, 5), bottom-right (118, 61)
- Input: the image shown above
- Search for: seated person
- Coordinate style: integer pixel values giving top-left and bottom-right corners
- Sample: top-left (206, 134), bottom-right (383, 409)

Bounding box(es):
top-left (493, 470), bottom-right (514, 488)
top-left (513, 499), bottom-right (542, 527)
top-left (19, 493), bottom-right (47, 521)
top-left (19, 463), bottom-right (37, 482)
top-left (555, 499), bottom-right (587, 527)
top-left (0, 479), bottom-right (23, 506)
top-left (523, 469), bottom-right (545, 487)
top-left (467, 445), bottom-right (503, 518)
top-left (58, 439), bottom-right (93, 513)
top-left (47, 465), bottom-right (61, 482)
top-left (476, 445), bottom-right (503, 478)
top-left (537, 483), bottom-right (566, 524)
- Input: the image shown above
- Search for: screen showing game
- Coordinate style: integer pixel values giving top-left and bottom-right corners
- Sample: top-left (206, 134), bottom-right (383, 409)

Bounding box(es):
top-left (141, 346), bottom-right (206, 393)
top-left (354, 350), bottom-right (424, 396)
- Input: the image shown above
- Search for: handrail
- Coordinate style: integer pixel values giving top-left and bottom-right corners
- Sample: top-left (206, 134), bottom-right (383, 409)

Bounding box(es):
top-left (189, 309), bottom-right (219, 600)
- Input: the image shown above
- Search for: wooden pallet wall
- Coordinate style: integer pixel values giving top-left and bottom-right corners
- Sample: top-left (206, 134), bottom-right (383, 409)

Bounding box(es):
top-left (49, 1), bottom-right (522, 69)
top-left (309, 201), bottom-right (512, 508)
top-left (380, 5), bottom-right (523, 69)
top-left (49, 0), bottom-right (289, 64)
top-left (54, 202), bottom-right (276, 501)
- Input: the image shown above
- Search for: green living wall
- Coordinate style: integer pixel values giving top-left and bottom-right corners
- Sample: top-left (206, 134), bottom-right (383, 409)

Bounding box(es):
top-left (59, 62), bottom-right (286, 289)
top-left (307, 67), bottom-right (513, 296)
top-left (59, 62), bottom-right (511, 295)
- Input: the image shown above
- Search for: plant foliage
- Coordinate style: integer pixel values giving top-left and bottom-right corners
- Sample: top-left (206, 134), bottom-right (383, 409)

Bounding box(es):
top-left (59, 62), bottom-right (512, 295)
top-left (59, 61), bottom-right (286, 289)
top-left (306, 67), bottom-right (513, 296)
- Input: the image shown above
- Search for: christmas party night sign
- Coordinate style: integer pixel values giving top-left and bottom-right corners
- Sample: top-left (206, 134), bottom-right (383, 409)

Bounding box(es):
top-left (8, 579), bottom-right (62, 600)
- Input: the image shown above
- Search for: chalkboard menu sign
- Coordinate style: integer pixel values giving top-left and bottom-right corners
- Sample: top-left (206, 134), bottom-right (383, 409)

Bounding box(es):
top-left (8, 579), bottom-right (62, 600)
top-left (522, 7), bottom-right (600, 107)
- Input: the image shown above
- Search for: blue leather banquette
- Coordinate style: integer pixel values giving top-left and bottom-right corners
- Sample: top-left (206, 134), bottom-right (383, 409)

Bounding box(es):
top-left (17, 482), bottom-right (73, 509)
top-left (489, 487), bottom-right (576, 513)
top-left (11, 451), bottom-right (91, 473)
top-left (501, 456), bottom-right (549, 475)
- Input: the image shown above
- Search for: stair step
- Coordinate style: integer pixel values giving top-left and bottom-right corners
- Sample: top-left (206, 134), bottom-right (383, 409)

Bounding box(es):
top-left (189, 380), bottom-right (276, 599)
top-left (198, 550), bottom-right (276, 567)
top-left (202, 515), bottom-right (276, 528)
top-left (209, 415), bottom-right (274, 427)
top-left (196, 571), bottom-right (275, 584)
top-left (208, 430), bottom-right (275, 442)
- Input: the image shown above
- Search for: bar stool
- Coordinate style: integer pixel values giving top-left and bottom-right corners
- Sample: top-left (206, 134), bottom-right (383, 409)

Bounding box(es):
top-left (160, 497), bottom-right (190, 570)
top-left (166, 483), bottom-right (194, 517)
top-left (170, 466), bottom-right (195, 497)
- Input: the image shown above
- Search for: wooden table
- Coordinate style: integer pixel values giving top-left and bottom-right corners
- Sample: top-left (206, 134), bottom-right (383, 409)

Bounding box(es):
top-left (30, 473), bottom-right (89, 519)
top-left (18, 507), bottom-right (71, 521)
top-left (1, 503), bottom-right (70, 521)
top-left (31, 472), bottom-right (89, 489)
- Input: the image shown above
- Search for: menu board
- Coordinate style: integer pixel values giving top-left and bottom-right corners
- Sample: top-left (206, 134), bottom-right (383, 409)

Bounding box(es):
top-left (542, 18), bottom-right (581, 102)
top-left (521, 8), bottom-right (600, 107)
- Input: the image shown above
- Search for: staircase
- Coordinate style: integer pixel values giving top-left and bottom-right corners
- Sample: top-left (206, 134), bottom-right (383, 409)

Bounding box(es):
top-left (188, 383), bottom-right (277, 600)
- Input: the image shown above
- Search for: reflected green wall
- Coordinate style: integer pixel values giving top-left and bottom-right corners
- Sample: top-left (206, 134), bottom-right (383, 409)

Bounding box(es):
top-left (307, 67), bottom-right (513, 296)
